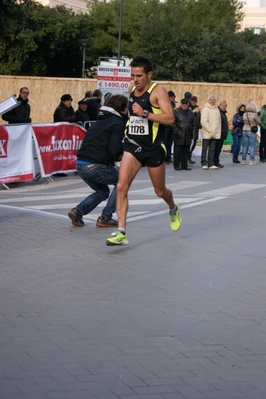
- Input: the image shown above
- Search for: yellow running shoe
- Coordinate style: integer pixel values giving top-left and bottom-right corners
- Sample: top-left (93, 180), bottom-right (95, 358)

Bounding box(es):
top-left (170, 203), bottom-right (182, 231)
top-left (106, 230), bottom-right (129, 246)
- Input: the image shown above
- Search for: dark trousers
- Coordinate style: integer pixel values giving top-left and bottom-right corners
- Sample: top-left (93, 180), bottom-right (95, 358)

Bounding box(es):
top-left (214, 138), bottom-right (225, 166)
top-left (201, 138), bottom-right (216, 167)
top-left (164, 125), bottom-right (173, 162)
top-left (174, 144), bottom-right (190, 169)
top-left (259, 128), bottom-right (266, 160)
top-left (232, 134), bottom-right (242, 159)
top-left (189, 139), bottom-right (197, 160)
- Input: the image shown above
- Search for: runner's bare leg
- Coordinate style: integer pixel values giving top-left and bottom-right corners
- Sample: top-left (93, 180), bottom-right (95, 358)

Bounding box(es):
top-left (148, 162), bottom-right (175, 210)
top-left (116, 152), bottom-right (142, 229)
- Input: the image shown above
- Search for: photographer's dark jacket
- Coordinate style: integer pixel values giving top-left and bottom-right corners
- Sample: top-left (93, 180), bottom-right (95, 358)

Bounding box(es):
top-left (2, 96), bottom-right (31, 124)
top-left (77, 106), bottom-right (125, 165)
top-left (171, 106), bottom-right (195, 145)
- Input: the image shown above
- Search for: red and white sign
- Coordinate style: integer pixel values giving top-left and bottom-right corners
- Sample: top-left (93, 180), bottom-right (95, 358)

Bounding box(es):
top-left (32, 123), bottom-right (86, 177)
top-left (0, 124), bottom-right (34, 184)
top-left (97, 65), bottom-right (131, 98)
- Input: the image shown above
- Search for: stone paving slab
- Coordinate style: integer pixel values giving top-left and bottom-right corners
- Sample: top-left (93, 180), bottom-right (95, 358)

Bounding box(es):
top-left (1, 155), bottom-right (266, 398)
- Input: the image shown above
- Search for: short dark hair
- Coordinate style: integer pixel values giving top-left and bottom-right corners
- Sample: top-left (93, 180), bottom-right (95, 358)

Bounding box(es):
top-left (107, 95), bottom-right (128, 113)
top-left (93, 89), bottom-right (102, 98)
top-left (20, 87), bottom-right (29, 94)
top-left (85, 90), bottom-right (92, 98)
top-left (130, 56), bottom-right (153, 74)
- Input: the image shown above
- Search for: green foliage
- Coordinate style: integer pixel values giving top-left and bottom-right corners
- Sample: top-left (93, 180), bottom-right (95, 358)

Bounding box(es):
top-left (0, 0), bottom-right (91, 77)
top-left (0, 0), bottom-right (265, 83)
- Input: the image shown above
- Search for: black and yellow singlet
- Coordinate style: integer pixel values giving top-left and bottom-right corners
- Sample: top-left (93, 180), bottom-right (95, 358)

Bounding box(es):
top-left (126, 82), bottom-right (165, 151)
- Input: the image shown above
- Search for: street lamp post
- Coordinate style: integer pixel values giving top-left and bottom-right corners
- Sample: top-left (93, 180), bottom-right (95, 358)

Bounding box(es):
top-left (117, 0), bottom-right (124, 66)
top-left (79, 39), bottom-right (89, 78)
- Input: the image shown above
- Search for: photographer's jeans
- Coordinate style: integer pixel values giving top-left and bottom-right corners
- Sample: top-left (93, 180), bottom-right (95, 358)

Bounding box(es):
top-left (76, 163), bottom-right (119, 218)
top-left (242, 130), bottom-right (257, 161)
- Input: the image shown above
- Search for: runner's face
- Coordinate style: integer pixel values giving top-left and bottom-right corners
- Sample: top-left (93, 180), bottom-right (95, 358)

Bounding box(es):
top-left (131, 67), bottom-right (152, 92)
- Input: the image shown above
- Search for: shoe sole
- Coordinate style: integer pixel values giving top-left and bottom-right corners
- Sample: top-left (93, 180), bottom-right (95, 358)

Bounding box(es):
top-left (106, 239), bottom-right (129, 246)
top-left (68, 212), bottom-right (84, 227)
top-left (96, 222), bottom-right (118, 228)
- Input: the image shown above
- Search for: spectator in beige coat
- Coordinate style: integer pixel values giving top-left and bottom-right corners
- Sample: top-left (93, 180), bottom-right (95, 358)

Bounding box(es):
top-left (200, 95), bottom-right (221, 169)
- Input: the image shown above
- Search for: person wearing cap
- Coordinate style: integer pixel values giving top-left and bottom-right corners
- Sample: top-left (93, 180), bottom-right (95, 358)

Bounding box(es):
top-left (104, 92), bottom-right (112, 106)
top-left (75, 100), bottom-right (90, 126)
top-left (184, 91), bottom-right (192, 108)
top-left (200, 95), bottom-right (221, 169)
top-left (171, 98), bottom-right (195, 171)
top-left (164, 90), bottom-right (176, 163)
top-left (53, 94), bottom-right (76, 123)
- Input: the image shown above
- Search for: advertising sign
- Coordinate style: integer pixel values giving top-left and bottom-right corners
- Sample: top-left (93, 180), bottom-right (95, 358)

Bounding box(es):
top-left (97, 65), bottom-right (131, 99)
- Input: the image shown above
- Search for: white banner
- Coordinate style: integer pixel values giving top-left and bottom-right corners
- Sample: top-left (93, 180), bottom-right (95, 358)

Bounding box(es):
top-left (0, 124), bottom-right (35, 184)
top-left (97, 65), bottom-right (131, 99)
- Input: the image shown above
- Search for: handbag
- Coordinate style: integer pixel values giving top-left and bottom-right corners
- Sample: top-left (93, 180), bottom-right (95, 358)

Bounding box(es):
top-left (246, 112), bottom-right (258, 133)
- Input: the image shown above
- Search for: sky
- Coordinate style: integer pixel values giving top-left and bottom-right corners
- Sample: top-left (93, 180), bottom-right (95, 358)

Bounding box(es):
top-left (244, 0), bottom-right (260, 7)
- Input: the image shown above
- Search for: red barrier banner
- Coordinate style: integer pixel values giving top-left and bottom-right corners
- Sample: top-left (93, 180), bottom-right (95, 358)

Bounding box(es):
top-left (0, 124), bottom-right (34, 184)
top-left (32, 123), bottom-right (86, 178)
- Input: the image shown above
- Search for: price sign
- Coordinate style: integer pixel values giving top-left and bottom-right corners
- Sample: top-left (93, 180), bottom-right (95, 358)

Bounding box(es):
top-left (97, 65), bottom-right (131, 100)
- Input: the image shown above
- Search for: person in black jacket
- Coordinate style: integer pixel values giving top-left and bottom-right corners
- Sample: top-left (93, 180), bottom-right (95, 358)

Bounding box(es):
top-left (171, 98), bottom-right (195, 171)
top-left (53, 94), bottom-right (76, 123)
top-left (188, 95), bottom-right (201, 164)
top-left (2, 87), bottom-right (31, 124)
top-left (84, 89), bottom-right (103, 120)
top-left (75, 100), bottom-right (90, 126)
top-left (214, 100), bottom-right (229, 168)
top-left (68, 94), bottom-right (128, 228)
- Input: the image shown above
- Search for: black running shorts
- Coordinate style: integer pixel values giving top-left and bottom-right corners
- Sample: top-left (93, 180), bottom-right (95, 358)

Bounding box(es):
top-left (124, 139), bottom-right (166, 167)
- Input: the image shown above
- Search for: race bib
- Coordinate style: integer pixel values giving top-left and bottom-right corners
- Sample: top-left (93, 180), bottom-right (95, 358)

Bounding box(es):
top-left (129, 116), bottom-right (149, 135)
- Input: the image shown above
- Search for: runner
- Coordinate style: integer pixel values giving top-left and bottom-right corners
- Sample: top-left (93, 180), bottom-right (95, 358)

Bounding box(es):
top-left (106, 55), bottom-right (182, 246)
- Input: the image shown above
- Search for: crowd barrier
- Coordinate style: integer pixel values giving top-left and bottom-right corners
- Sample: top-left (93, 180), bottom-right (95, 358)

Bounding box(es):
top-left (0, 122), bottom-right (86, 187)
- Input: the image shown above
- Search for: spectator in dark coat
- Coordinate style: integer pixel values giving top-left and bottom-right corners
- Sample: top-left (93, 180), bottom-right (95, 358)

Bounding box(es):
top-left (75, 100), bottom-right (90, 126)
top-left (188, 95), bottom-right (201, 164)
top-left (164, 90), bottom-right (176, 164)
top-left (84, 89), bottom-right (103, 120)
top-left (53, 94), bottom-right (76, 123)
top-left (2, 87), bottom-right (31, 124)
top-left (171, 98), bottom-right (195, 171)
top-left (214, 100), bottom-right (229, 168)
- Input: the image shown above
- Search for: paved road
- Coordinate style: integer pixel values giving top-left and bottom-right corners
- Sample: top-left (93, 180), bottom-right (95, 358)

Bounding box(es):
top-left (1, 154), bottom-right (266, 399)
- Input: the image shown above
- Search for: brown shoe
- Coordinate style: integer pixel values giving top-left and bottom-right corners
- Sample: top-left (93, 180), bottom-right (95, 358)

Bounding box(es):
top-left (216, 164), bottom-right (224, 168)
top-left (188, 159), bottom-right (195, 164)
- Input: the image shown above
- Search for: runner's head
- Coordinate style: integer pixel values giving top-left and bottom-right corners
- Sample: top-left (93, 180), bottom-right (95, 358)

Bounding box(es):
top-left (130, 56), bottom-right (153, 91)
top-left (130, 56), bottom-right (153, 74)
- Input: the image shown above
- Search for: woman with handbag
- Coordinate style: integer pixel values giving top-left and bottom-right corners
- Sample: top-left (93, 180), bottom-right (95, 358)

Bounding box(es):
top-left (242, 102), bottom-right (261, 165)
top-left (231, 103), bottom-right (246, 163)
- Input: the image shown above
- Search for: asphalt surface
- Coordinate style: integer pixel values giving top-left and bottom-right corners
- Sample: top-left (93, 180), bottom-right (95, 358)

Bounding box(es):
top-left (1, 152), bottom-right (266, 399)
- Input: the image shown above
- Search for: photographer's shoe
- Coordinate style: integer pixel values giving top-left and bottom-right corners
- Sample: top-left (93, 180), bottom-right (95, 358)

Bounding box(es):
top-left (68, 207), bottom-right (84, 227)
top-left (96, 216), bottom-right (118, 227)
